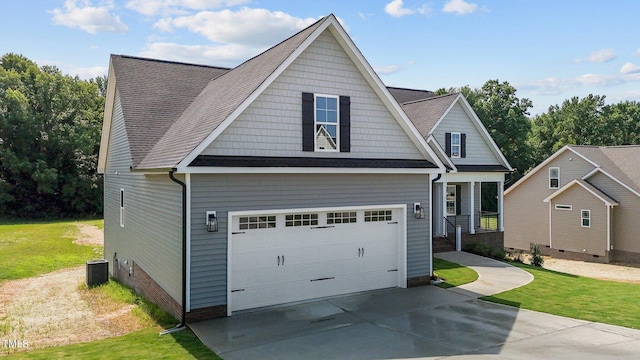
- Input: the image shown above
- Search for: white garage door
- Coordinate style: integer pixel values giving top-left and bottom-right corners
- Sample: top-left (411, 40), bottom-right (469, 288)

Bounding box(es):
top-left (228, 205), bottom-right (406, 314)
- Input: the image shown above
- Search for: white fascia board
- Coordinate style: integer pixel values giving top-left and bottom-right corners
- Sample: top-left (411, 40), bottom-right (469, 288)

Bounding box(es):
top-left (184, 166), bottom-right (440, 175)
top-left (439, 171), bottom-right (506, 183)
top-left (583, 167), bottom-right (640, 199)
top-left (506, 146), bottom-right (586, 196)
top-left (176, 17), bottom-right (335, 173)
top-left (543, 179), bottom-right (619, 206)
top-left (427, 136), bottom-right (457, 171)
top-left (229, 203), bottom-right (407, 217)
top-left (97, 59), bottom-right (117, 174)
top-left (456, 95), bottom-right (513, 171)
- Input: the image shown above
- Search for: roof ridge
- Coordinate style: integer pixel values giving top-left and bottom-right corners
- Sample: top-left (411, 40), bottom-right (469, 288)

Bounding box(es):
top-left (402, 92), bottom-right (459, 105)
top-left (114, 54), bottom-right (232, 70)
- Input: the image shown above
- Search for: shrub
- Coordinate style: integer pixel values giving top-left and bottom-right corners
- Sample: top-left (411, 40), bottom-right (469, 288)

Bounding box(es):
top-left (530, 243), bottom-right (544, 267)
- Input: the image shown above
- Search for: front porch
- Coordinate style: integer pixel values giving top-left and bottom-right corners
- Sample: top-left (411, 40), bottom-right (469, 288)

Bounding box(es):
top-left (432, 173), bottom-right (505, 238)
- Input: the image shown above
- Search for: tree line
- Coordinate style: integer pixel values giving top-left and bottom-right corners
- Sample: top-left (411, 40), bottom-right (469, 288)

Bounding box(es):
top-left (1, 53), bottom-right (638, 218)
top-left (436, 81), bottom-right (640, 183)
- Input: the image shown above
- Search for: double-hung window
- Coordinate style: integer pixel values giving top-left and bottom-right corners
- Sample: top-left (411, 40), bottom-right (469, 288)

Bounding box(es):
top-left (446, 185), bottom-right (457, 216)
top-left (315, 95), bottom-right (339, 151)
top-left (450, 132), bottom-right (461, 158)
top-left (549, 167), bottom-right (560, 189)
top-left (581, 209), bottom-right (591, 227)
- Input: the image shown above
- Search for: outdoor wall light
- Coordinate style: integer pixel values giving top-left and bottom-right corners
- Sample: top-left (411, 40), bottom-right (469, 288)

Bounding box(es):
top-left (206, 211), bottom-right (218, 232)
top-left (414, 203), bottom-right (425, 219)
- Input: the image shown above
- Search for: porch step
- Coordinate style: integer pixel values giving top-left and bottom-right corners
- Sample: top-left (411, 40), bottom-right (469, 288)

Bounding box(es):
top-left (433, 236), bottom-right (456, 253)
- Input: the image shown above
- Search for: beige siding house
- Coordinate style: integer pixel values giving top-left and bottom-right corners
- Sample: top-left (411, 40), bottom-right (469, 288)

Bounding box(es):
top-left (505, 145), bottom-right (640, 263)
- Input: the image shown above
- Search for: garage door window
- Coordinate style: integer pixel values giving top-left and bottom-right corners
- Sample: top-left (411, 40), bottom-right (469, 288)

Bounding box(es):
top-left (239, 216), bottom-right (276, 230)
top-left (286, 213), bottom-right (319, 227)
top-left (327, 211), bottom-right (357, 224)
top-left (365, 210), bottom-right (392, 222)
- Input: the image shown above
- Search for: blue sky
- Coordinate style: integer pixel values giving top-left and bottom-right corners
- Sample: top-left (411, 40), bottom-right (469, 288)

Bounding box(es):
top-left (2, 0), bottom-right (640, 115)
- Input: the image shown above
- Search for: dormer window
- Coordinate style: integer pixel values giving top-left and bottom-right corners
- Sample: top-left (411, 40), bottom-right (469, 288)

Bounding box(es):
top-left (302, 92), bottom-right (351, 153)
top-left (445, 132), bottom-right (466, 158)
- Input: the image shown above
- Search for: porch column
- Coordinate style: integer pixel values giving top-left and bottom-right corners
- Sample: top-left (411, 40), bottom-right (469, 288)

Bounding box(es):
top-left (498, 180), bottom-right (504, 232)
top-left (442, 181), bottom-right (448, 237)
top-left (469, 181), bottom-right (475, 234)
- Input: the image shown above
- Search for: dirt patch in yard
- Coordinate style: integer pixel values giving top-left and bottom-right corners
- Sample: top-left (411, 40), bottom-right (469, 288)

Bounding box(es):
top-left (520, 254), bottom-right (640, 284)
top-left (74, 223), bottom-right (104, 246)
top-left (0, 226), bottom-right (148, 355)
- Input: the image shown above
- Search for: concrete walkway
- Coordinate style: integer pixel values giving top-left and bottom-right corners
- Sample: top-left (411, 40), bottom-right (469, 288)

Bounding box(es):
top-left (435, 251), bottom-right (534, 297)
top-left (190, 251), bottom-right (640, 359)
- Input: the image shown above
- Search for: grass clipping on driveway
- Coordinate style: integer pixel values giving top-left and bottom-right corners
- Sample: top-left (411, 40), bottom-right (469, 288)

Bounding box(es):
top-left (483, 262), bottom-right (640, 330)
top-left (433, 257), bottom-right (478, 288)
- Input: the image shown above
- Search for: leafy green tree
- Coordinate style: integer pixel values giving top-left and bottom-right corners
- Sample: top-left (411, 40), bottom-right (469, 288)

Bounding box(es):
top-left (530, 95), bottom-right (607, 164)
top-left (0, 53), bottom-right (104, 218)
top-left (437, 80), bottom-right (534, 180)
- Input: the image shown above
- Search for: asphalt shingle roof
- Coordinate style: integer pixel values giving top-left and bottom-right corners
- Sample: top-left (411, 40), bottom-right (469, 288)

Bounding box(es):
top-left (111, 55), bottom-right (230, 167)
top-left (397, 93), bottom-right (459, 138)
top-left (387, 87), bottom-right (435, 104)
top-left (570, 145), bottom-right (640, 195)
top-left (135, 16), bottom-right (327, 169)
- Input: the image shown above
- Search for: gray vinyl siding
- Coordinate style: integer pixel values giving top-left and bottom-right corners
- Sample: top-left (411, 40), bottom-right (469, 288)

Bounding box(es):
top-left (189, 173), bottom-right (431, 310)
top-left (432, 103), bottom-right (501, 166)
top-left (203, 30), bottom-right (425, 160)
top-left (104, 90), bottom-right (183, 303)
top-left (504, 150), bottom-right (595, 251)
top-left (550, 185), bottom-right (607, 256)
top-left (588, 172), bottom-right (640, 253)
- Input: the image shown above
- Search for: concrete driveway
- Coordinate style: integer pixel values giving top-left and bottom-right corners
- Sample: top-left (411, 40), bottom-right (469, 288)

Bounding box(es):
top-left (190, 252), bottom-right (640, 359)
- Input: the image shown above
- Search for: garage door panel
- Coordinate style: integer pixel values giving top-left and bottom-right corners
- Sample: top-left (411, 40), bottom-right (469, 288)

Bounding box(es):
top-left (229, 206), bottom-right (405, 313)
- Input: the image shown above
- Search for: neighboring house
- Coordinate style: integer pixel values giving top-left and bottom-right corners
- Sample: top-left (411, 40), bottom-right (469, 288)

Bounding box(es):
top-left (389, 90), bottom-right (513, 240)
top-left (98, 15), bottom-right (449, 322)
top-left (505, 145), bottom-right (640, 263)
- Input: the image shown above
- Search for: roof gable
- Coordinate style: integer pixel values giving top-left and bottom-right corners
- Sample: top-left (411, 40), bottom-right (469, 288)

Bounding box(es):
top-left (572, 145), bottom-right (640, 197)
top-left (543, 178), bottom-right (618, 206)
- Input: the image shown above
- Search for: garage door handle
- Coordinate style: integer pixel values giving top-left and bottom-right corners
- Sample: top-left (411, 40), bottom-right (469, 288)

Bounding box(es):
top-left (282, 255), bottom-right (285, 265)
top-left (311, 277), bottom-right (335, 282)
top-left (387, 221), bottom-right (398, 224)
top-left (277, 255), bottom-right (280, 266)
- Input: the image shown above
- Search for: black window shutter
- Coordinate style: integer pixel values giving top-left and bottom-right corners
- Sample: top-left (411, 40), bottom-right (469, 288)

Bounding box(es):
top-left (461, 133), bottom-right (467, 158)
top-left (302, 92), bottom-right (314, 151)
top-left (456, 185), bottom-right (462, 215)
top-left (339, 96), bottom-right (350, 152)
top-left (445, 133), bottom-right (451, 156)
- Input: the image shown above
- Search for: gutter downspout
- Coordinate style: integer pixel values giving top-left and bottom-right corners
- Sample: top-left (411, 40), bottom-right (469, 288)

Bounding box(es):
top-left (162, 169), bottom-right (187, 334)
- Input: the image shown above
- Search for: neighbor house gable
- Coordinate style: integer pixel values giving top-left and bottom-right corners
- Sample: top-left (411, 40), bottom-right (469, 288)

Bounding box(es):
top-left (543, 179), bottom-right (619, 206)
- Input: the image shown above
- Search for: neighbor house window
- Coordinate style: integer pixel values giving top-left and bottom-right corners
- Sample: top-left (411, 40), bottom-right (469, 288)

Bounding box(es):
top-left (549, 167), bottom-right (560, 189)
top-left (119, 189), bottom-right (125, 228)
top-left (315, 95), bottom-right (339, 151)
top-left (450, 132), bottom-right (461, 158)
top-left (446, 185), bottom-right (456, 216)
top-left (581, 209), bottom-right (591, 227)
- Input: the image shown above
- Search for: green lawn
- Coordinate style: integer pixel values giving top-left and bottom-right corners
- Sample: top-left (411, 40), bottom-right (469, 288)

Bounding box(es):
top-left (433, 257), bottom-right (479, 288)
top-left (7, 327), bottom-right (220, 360)
top-left (0, 220), bottom-right (102, 282)
top-left (483, 262), bottom-right (640, 330)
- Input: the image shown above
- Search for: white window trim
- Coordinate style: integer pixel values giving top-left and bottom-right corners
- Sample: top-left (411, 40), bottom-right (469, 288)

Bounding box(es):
top-left (581, 209), bottom-right (591, 228)
top-left (119, 189), bottom-right (125, 228)
top-left (450, 132), bottom-right (461, 159)
top-left (555, 204), bottom-right (572, 211)
top-left (314, 93), bottom-right (340, 152)
top-left (446, 185), bottom-right (457, 216)
top-left (549, 167), bottom-right (560, 189)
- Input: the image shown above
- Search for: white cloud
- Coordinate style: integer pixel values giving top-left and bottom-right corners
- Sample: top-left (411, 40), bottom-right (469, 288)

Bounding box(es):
top-left (69, 65), bottom-right (108, 79)
top-left (385, 0), bottom-right (415, 18)
top-left (575, 48), bottom-right (617, 63)
top-left (49, 0), bottom-right (128, 34)
top-left (126, 0), bottom-right (251, 16)
top-left (138, 42), bottom-right (263, 67)
top-left (620, 62), bottom-right (640, 75)
top-left (417, 4), bottom-right (432, 15)
top-left (516, 71), bottom-right (640, 96)
top-left (442, 0), bottom-right (482, 15)
top-left (168, 8), bottom-right (319, 47)
top-left (153, 17), bottom-right (174, 32)
top-left (374, 65), bottom-right (401, 75)
top-left (635, 48), bottom-right (640, 56)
